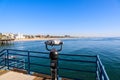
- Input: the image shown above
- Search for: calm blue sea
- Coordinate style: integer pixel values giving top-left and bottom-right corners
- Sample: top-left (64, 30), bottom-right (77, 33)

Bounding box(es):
top-left (0, 37), bottom-right (120, 80)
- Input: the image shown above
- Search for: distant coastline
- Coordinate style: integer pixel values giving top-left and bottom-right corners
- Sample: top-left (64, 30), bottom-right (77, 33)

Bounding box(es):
top-left (14, 37), bottom-right (76, 42)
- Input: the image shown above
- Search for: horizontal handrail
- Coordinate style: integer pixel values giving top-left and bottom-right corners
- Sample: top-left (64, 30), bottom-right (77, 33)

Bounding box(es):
top-left (59, 58), bottom-right (96, 63)
top-left (29, 55), bottom-right (49, 59)
top-left (5, 49), bottom-right (49, 54)
top-left (59, 67), bottom-right (96, 73)
top-left (59, 53), bottom-right (97, 57)
top-left (4, 49), bottom-right (97, 57)
top-left (0, 49), bottom-right (6, 54)
top-left (0, 52), bottom-right (5, 57)
top-left (0, 59), bottom-right (5, 64)
top-left (30, 62), bottom-right (50, 67)
top-left (8, 59), bottom-right (26, 63)
top-left (0, 65), bottom-right (6, 69)
top-left (8, 65), bottom-right (25, 70)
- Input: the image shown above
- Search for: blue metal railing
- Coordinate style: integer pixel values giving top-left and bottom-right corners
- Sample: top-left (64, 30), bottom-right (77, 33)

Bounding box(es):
top-left (0, 49), bottom-right (109, 80)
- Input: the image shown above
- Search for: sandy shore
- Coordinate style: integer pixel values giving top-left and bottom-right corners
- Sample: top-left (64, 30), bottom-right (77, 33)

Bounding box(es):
top-left (14, 38), bottom-right (73, 42)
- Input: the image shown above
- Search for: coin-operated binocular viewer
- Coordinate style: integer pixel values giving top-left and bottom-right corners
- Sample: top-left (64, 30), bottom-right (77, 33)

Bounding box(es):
top-left (45, 40), bottom-right (63, 80)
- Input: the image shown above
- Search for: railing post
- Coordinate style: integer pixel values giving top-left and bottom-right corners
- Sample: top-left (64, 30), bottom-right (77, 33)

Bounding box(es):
top-left (97, 56), bottom-right (102, 80)
top-left (100, 65), bottom-right (103, 80)
top-left (7, 50), bottom-right (9, 70)
top-left (28, 51), bottom-right (30, 74)
top-left (96, 56), bottom-right (99, 80)
top-left (4, 52), bottom-right (6, 69)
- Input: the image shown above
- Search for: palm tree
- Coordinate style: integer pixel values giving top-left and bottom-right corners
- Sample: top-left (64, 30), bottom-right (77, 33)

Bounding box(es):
top-left (0, 33), bottom-right (2, 39)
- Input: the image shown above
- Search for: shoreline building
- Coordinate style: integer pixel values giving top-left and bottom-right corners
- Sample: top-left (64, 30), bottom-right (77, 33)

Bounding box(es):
top-left (0, 33), bottom-right (2, 39)
top-left (2, 33), bottom-right (15, 39)
top-left (15, 33), bottom-right (25, 39)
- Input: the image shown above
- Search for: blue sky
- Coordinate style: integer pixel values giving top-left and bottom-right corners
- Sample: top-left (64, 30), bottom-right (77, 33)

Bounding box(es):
top-left (0, 0), bottom-right (120, 37)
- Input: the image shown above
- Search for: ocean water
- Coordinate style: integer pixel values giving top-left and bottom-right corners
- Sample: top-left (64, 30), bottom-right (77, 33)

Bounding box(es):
top-left (0, 38), bottom-right (120, 80)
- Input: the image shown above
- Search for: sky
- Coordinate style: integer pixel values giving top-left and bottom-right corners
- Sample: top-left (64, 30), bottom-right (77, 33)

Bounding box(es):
top-left (0, 0), bottom-right (120, 37)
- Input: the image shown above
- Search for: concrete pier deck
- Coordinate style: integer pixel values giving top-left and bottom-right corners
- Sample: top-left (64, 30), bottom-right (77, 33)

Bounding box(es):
top-left (0, 70), bottom-right (49, 80)
top-left (0, 70), bottom-right (71, 80)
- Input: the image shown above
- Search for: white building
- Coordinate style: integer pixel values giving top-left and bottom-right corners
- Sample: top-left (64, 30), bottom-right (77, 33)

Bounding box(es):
top-left (2, 33), bottom-right (15, 39)
top-left (15, 33), bottom-right (25, 39)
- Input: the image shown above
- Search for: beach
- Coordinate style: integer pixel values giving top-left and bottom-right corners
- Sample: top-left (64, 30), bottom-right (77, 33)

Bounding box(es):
top-left (14, 38), bottom-right (73, 42)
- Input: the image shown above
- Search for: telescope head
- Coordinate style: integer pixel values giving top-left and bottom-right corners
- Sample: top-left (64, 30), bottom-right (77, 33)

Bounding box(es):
top-left (45, 40), bottom-right (63, 51)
